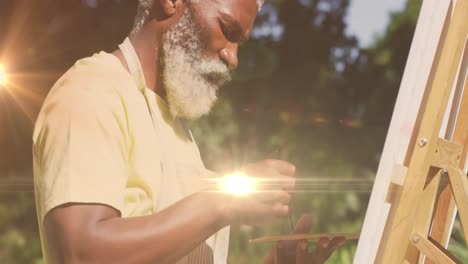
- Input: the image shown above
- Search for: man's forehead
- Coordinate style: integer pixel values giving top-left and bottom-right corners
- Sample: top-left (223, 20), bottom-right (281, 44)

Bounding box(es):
top-left (206, 0), bottom-right (259, 13)
top-left (210, 0), bottom-right (258, 24)
top-left (194, 0), bottom-right (260, 8)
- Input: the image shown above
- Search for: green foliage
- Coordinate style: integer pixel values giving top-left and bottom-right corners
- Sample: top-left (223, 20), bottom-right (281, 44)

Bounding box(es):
top-left (4, 0), bottom-right (465, 263)
top-left (0, 190), bottom-right (42, 264)
top-left (448, 217), bottom-right (468, 262)
top-left (192, 0), bottom-right (428, 262)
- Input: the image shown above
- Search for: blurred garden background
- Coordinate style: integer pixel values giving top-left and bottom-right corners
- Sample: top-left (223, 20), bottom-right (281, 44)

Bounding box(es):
top-left (0, 0), bottom-right (467, 263)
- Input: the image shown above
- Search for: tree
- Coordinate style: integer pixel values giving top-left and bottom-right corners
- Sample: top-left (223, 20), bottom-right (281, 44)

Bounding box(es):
top-left (193, 0), bottom-right (427, 262)
top-left (1, 0), bottom-right (449, 263)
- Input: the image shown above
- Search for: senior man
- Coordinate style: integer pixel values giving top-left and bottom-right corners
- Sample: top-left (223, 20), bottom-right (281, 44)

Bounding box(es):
top-left (33, 0), bottom-right (344, 263)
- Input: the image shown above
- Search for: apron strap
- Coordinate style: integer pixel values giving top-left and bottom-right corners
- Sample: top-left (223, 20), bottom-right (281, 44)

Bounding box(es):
top-left (118, 37), bottom-right (147, 93)
top-left (118, 37), bottom-right (160, 132)
top-left (117, 36), bottom-right (227, 264)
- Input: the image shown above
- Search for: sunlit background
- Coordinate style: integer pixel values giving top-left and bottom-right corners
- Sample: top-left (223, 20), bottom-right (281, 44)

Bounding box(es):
top-left (0, 0), bottom-right (467, 263)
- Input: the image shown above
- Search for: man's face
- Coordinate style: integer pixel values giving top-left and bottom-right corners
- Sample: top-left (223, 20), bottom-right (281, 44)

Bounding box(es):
top-left (161, 0), bottom-right (258, 120)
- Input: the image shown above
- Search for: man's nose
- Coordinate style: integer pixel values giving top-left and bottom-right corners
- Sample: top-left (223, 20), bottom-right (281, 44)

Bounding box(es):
top-left (220, 43), bottom-right (239, 70)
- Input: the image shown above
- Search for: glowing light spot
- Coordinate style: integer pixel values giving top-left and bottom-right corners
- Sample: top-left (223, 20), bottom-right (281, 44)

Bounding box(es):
top-left (222, 172), bottom-right (255, 196)
top-left (0, 64), bottom-right (8, 86)
top-left (340, 118), bottom-right (363, 128)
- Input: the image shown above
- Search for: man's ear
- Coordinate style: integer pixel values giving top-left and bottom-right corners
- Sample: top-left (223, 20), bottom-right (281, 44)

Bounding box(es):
top-left (159, 0), bottom-right (179, 17)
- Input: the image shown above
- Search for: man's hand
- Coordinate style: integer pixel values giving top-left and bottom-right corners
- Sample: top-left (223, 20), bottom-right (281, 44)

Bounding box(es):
top-left (217, 159), bottom-right (296, 226)
top-left (264, 214), bottom-right (346, 264)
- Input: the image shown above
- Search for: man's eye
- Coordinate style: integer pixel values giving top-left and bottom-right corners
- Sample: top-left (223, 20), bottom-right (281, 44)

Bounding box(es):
top-left (220, 23), bottom-right (238, 43)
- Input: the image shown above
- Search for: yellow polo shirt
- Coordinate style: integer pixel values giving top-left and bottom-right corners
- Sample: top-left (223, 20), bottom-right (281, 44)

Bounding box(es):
top-left (33, 52), bottom-right (229, 263)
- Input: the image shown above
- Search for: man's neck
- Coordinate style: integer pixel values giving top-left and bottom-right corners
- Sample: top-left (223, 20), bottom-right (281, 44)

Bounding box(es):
top-left (113, 26), bottom-right (166, 99)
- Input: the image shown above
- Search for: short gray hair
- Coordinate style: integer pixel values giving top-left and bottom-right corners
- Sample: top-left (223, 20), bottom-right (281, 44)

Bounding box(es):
top-left (132, 0), bottom-right (264, 33)
top-left (257, 0), bottom-right (265, 9)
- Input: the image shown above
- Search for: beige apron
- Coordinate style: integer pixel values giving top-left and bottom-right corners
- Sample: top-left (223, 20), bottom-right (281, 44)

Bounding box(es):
top-left (118, 38), bottom-right (229, 264)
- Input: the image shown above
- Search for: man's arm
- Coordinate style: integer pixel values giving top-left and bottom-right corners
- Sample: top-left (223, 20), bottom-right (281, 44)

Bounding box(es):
top-left (45, 192), bottom-right (224, 264)
top-left (44, 160), bottom-right (295, 264)
top-left (34, 85), bottom-right (295, 263)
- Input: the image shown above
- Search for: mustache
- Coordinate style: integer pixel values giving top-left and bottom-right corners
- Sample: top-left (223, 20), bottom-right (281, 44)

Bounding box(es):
top-left (203, 70), bottom-right (232, 81)
top-left (198, 60), bottom-right (232, 85)
top-left (202, 70), bottom-right (232, 87)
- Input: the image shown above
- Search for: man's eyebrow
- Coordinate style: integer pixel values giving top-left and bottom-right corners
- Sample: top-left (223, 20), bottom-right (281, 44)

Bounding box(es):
top-left (219, 12), bottom-right (250, 43)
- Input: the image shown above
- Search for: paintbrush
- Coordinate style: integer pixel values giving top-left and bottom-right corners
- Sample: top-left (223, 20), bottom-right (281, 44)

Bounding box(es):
top-left (268, 149), bottom-right (295, 233)
top-left (249, 232), bottom-right (360, 244)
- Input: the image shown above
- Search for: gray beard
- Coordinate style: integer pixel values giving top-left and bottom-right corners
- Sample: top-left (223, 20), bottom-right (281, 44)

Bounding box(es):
top-left (161, 8), bottom-right (231, 120)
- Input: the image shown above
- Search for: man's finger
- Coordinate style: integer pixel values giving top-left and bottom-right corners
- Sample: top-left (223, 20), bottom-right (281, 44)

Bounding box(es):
top-left (253, 201), bottom-right (290, 220)
top-left (275, 240), bottom-right (289, 264)
top-left (259, 177), bottom-right (295, 192)
top-left (254, 190), bottom-right (291, 204)
top-left (264, 248), bottom-right (275, 264)
top-left (294, 214), bottom-right (313, 234)
top-left (318, 237), bottom-right (330, 248)
top-left (313, 237), bottom-right (330, 263)
top-left (322, 237), bottom-right (346, 260)
top-left (263, 159), bottom-right (296, 176)
top-left (295, 240), bottom-right (308, 264)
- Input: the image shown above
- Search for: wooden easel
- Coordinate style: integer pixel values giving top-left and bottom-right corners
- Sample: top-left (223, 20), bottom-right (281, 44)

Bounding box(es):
top-left (251, 1), bottom-right (468, 262)
top-left (375, 0), bottom-right (468, 263)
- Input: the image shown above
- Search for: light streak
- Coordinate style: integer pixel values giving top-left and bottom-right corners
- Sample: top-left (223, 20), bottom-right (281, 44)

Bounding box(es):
top-left (0, 64), bottom-right (8, 86)
top-left (204, 174), bottom-right (374, 194)
top-left (1, 176), bottom-right (375, 193)
top-left (221, 172), bottom-right (256, 196)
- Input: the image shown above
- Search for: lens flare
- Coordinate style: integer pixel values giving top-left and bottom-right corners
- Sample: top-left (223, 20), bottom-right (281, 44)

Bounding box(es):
top-left (0, 64), bottom-right (8, 86)
top-left (222, 172), bottom-right (255, 196)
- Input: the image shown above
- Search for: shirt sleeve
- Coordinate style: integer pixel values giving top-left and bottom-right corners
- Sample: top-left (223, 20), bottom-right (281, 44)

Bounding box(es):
top-left (33, 83), bottom-right (129, 221)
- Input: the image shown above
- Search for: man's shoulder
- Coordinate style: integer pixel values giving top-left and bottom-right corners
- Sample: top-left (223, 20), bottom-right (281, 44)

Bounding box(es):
top-left (33, 52), bottom-right (134, 141)
top-left (40, 52), bottom-right (136, 113)
top-left (53, 52), bottom-right (131, 95)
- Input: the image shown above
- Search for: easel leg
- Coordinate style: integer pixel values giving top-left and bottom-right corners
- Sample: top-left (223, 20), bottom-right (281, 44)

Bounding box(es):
top-left (430, 49), bottom-right (468, 253)
top-left (411, 233), bottom-right (461, 264)
top-left (448, 167), bottom-right (468, 244)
